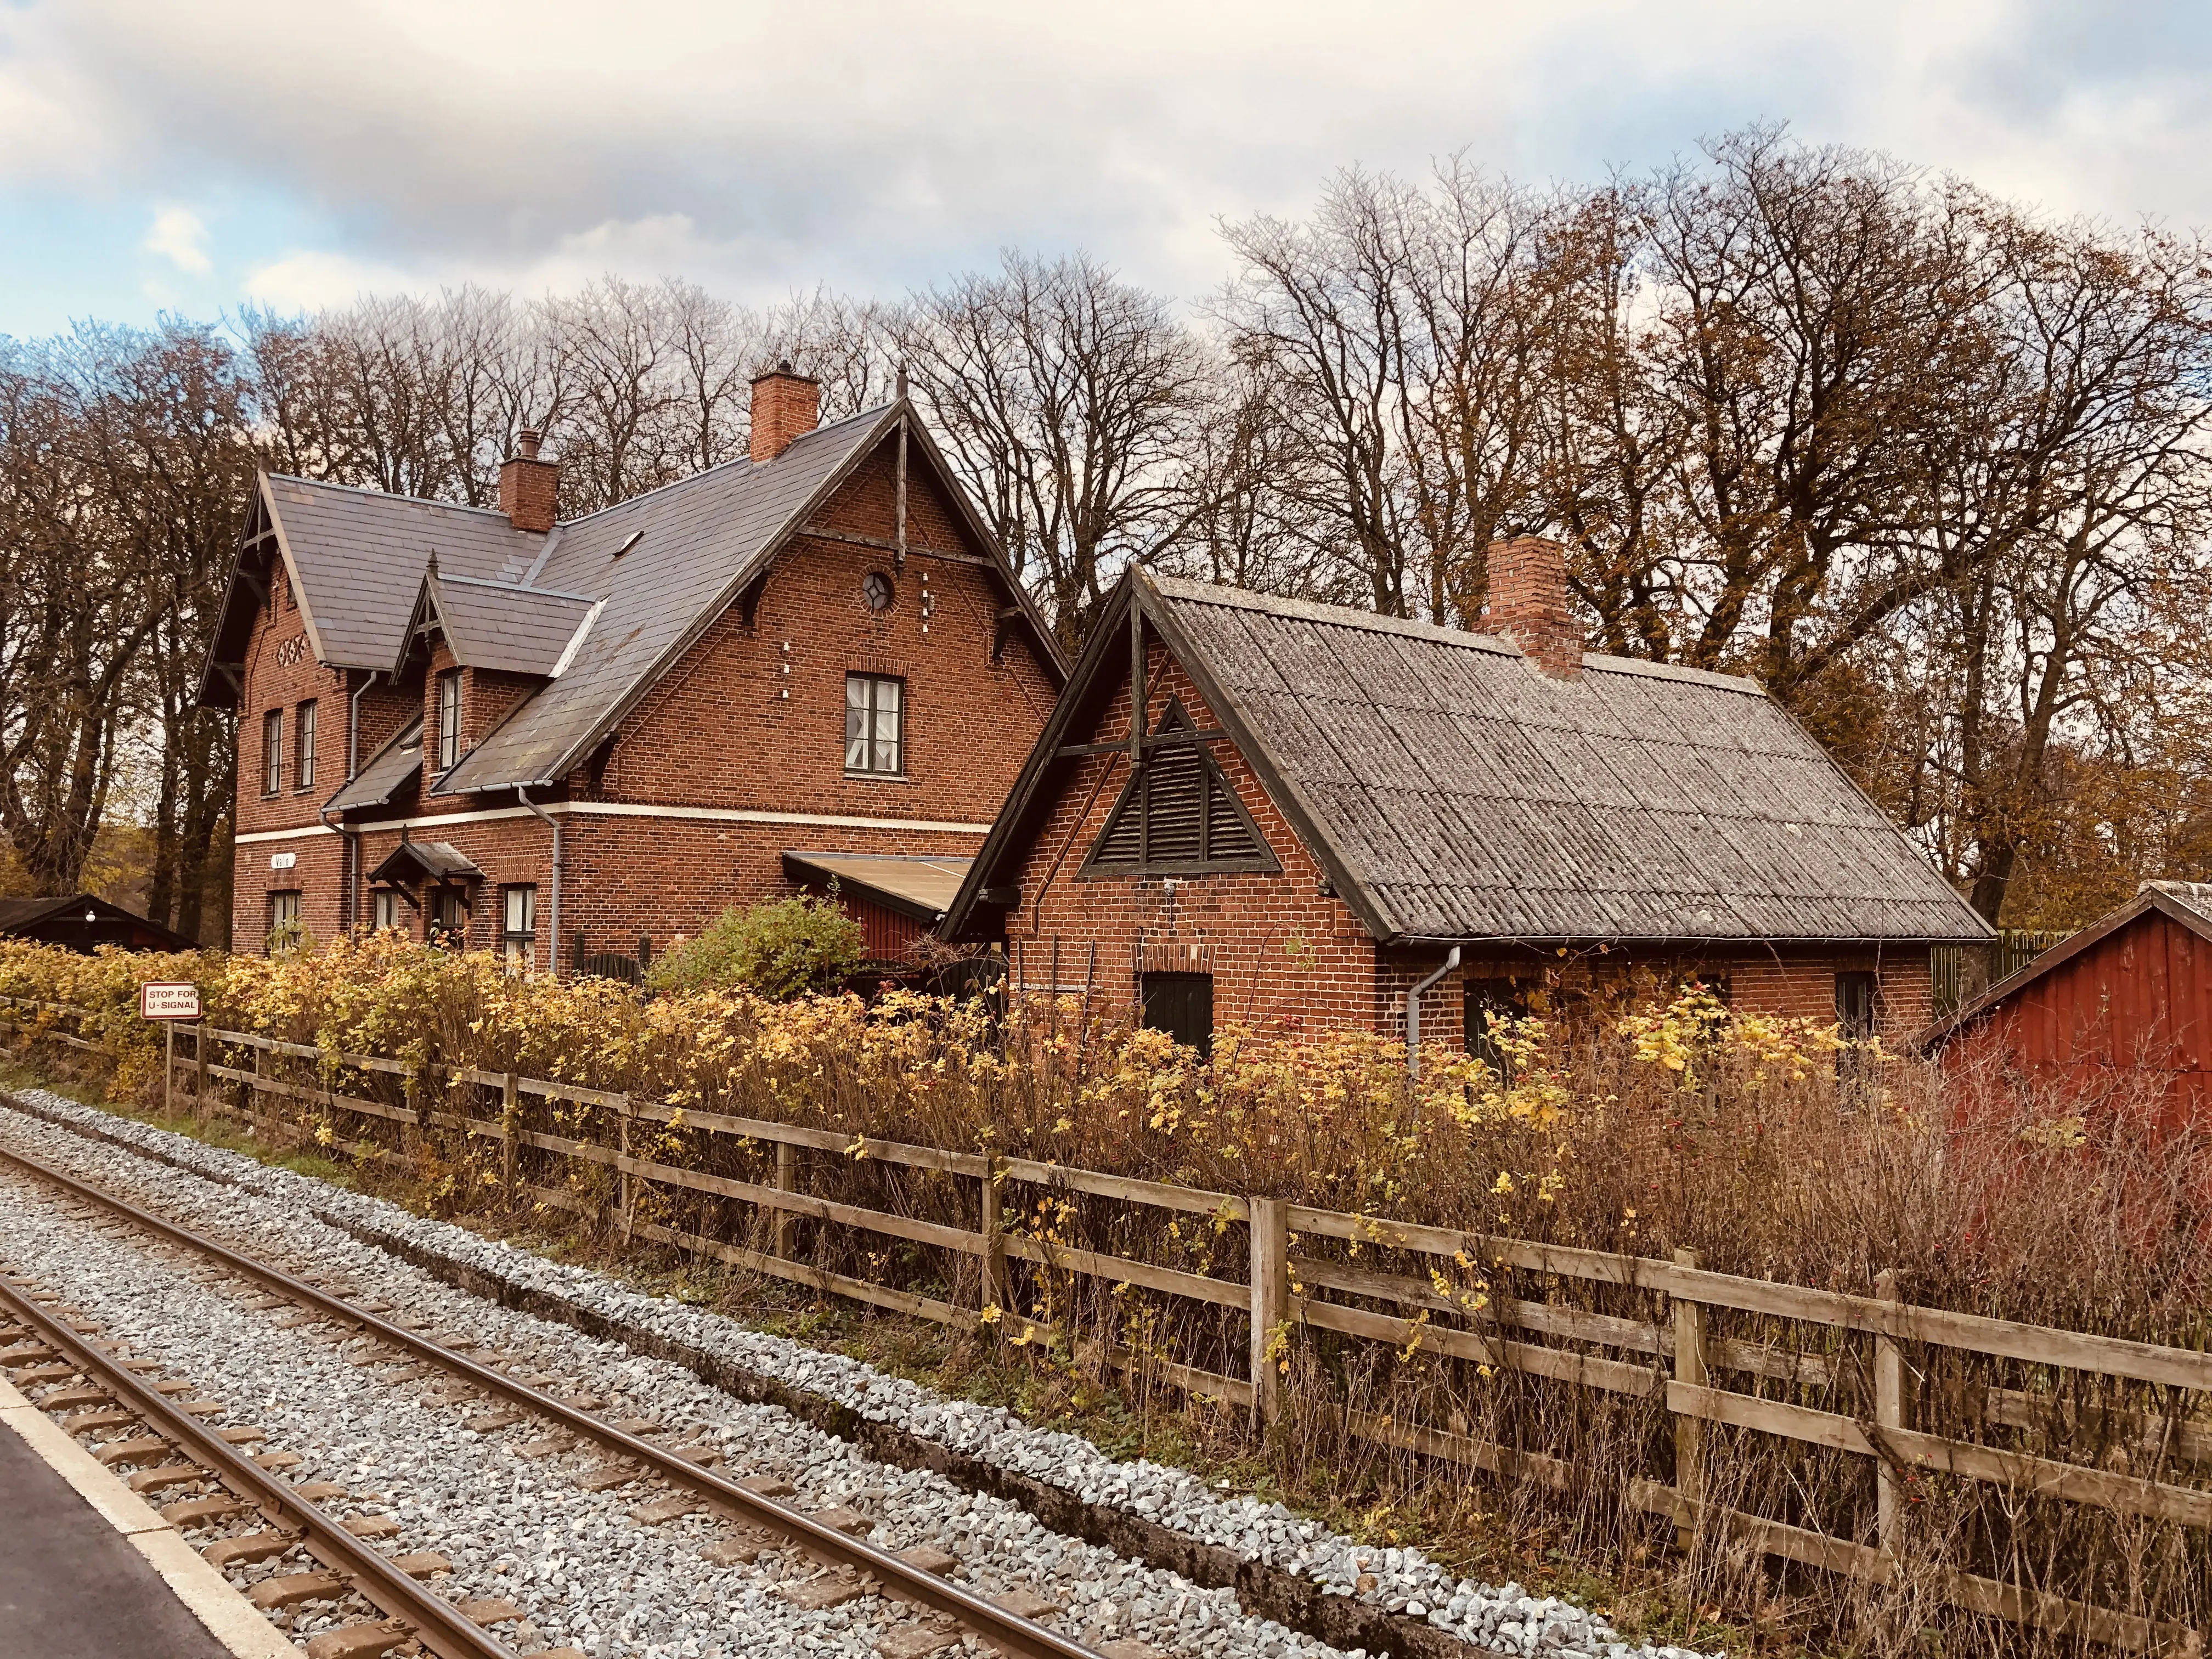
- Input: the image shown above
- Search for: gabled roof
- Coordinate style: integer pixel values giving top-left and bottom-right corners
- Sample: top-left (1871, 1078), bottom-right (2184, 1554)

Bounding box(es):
top-left (368, 841), bottom-right (483, 885)
top-left (325, 718), bottom-right (424, 813)
top-left (400, 571), bottom-right (599, 678)
top-left (1919, 882), bottom-right (2212, 1048)
top-left (202, 477), bottom-right (545, 700)
top-left (204, 400), bottom-right (1066, 797)
top-left (948, 569), bottom-right (1994, 948)
top-left (0, 894), bottom-right (195, 951)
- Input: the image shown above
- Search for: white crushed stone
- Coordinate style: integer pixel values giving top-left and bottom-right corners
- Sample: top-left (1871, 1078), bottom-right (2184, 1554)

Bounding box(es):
top-left (2, 1087), bottom-right (1723, 1659)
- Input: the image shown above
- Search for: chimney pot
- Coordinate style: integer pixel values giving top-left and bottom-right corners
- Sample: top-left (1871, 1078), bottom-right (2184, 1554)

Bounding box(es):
top-left (499, 430), bottom-right (560, 534)
top-left (749, 363), bottom-right (821, 464)
top-left (1483, 535), bottom-right (1582, 679)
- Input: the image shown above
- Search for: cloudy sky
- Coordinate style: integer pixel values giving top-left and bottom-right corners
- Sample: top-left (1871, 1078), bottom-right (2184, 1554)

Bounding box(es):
top-left (1, 0), bottom-right (2207, 337)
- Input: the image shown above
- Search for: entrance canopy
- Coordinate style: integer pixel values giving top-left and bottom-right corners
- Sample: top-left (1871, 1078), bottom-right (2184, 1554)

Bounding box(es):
top-left (367, 841), bottom-right (484, 887)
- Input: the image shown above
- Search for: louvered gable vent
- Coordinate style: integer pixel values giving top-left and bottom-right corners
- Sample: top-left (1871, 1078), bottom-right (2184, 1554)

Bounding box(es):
top-left (1081, 699), bottom-right (1278, 876)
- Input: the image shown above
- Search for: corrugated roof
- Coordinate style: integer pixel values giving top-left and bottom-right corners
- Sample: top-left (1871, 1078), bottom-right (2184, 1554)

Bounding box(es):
top-left (782, 851), bottom-right (973, 922)
top-left (423, 573), bottom-right (598, 678)
top-left (325, 718), bottom-right (422, 812)
top-left (947, 571), bottom-right (1992, 948)
top-left (1144, 574), bottom-right (1989, 944)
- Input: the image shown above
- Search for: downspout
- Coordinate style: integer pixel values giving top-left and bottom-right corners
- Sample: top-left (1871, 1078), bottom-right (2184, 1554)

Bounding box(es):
top-left (340, 672), bottom-right (379, 933)
top-left (1406, 946), bottom-right (1462, 1082)
top-left (516, 786), bottom-right (561, 977)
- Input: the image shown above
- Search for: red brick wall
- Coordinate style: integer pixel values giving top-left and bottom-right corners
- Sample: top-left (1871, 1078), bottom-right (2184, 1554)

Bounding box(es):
top-left (232, 430), bottom-right (1058, 964)
top-left (1008, 644), bottom-right (1383, 1036)
top-left (603, 444), bottom-right (1058, 819)
top-left (233, 566), bottom-right (350, 841)
top-left (1004, 635), bottom-right (1934, 1047)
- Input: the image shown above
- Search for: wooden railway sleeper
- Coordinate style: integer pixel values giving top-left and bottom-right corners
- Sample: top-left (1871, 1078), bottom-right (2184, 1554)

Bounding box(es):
top-left (2, 1137), bottom-right (1110, 1659)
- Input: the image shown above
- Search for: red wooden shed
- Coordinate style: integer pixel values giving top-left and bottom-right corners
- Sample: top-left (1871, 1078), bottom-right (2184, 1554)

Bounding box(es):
top-left (1924, 881), bottom-right (2212, 1124)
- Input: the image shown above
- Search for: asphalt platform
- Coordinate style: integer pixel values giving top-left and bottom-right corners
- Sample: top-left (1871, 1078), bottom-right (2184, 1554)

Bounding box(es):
top-left (0, 1412), bottom-right (236, 1659)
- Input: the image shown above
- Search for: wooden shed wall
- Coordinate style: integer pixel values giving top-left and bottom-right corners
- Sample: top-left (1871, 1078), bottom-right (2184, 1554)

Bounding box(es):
top-left (1950, 907), bottom-right (2212, 1121)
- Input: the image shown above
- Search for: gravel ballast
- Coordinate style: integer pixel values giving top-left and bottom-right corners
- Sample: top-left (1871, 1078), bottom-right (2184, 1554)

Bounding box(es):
top-left (0, 1088), bottom-right (1722, 1659)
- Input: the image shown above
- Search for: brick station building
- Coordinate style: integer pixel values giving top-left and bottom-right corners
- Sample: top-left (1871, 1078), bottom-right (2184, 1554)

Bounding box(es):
top-left (201, 367), bottom-right (1064, 969)
top-left (943, 546), bottom-right (1991, 1052)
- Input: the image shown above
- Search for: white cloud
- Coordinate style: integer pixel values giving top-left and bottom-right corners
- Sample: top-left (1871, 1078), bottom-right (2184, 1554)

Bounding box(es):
top-left (10, 0), bottom-right (2212, 320)
top-left (142, 206), bottom-right (211, 272)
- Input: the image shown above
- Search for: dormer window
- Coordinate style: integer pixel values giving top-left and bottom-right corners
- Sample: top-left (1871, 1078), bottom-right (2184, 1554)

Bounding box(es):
top-left (436, 670), bottom-right (463, 770)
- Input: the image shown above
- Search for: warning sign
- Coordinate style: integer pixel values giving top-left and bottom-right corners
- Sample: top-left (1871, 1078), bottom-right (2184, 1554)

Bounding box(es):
top-left (139, 981), bottom-right (202, 1021)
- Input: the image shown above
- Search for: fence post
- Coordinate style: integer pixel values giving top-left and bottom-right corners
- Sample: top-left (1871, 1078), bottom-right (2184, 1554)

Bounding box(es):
top-left (501, 1071), bottom-right (519, 1195)
top-left (1875, 1269), bottom-right (1904, 1565)
top-left (1248, 1195), bottom-right (1289, 1429)
top-left (194, 1023), bottom-right (208, 1115)
top-left (248, 1039), bottom-right (262, 1125)
top-left (615, 1095), bottom-right (634, 1241)
top-left (773, 1141), bottom-right (796, 1260)
top-left (980, 1159), bottom-right (1010, 1348)
top-left (1672, 1246), bottom-right (1706, 1550)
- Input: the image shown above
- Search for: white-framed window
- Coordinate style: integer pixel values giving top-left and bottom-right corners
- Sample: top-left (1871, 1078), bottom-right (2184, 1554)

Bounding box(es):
top-left (296, 699), bottom-right (317, 789)
top-left (262, 709), bottom-right (283, 796)
top-left (436, 670), bottom-right (463, 771)
top-left (844, 673), bottom-right (903, 775)
top-left (500, 884), bottom-right (537, 971)
top-left (371, 888), bottom-right (401, 932)
top-left (267, 890), bottom-right (302, 955)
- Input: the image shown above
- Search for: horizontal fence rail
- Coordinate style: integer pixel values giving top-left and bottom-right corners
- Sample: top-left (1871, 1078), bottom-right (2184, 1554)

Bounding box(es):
top-left (1, 994), bottom-right (2205, 1655)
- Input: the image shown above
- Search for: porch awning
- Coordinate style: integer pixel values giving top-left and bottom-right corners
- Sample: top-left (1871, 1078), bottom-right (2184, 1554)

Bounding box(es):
top-left (367, 840), bottom-right (484, 886)
top-left (781, 851), bottom-right (973, 925)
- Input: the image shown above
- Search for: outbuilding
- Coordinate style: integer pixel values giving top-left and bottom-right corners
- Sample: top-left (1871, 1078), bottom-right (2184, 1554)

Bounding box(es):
top-left (1922, 880), bottom-right (2212, 1123)
top-left (944, 545), bottom-right (1994, 1053)
top-left (0, 895), bottom-right (197, 954)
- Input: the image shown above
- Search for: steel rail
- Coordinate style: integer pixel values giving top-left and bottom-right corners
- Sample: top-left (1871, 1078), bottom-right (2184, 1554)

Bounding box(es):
top-left (0, 1141), bottom-right (1102, 1659)
top-left (0, 1274), bottom-right (520, 1659)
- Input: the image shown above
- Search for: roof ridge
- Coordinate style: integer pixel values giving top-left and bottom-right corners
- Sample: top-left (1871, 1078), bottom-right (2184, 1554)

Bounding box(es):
top-left (267, 473), bottom-right (521, 521)
top-left (1146, 575), bottom-right (1520, 657)
top-left (544, 402), bottom-right (894, 528)
top-left (1146, 573), bottom-right (1763, 693)
top-left (435, 571), bottom-right (597, 603)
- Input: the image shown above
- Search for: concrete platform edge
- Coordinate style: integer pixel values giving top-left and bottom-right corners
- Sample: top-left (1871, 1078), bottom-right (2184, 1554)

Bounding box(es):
top-left (0, 1374), bottom-right (295, 1659)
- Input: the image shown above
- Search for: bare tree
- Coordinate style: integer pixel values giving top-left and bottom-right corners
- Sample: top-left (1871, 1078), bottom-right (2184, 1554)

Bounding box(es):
top-left (1215, 160), bottom-right (1561, 624)
top-left (896, 250), bottom-right (1203, 650)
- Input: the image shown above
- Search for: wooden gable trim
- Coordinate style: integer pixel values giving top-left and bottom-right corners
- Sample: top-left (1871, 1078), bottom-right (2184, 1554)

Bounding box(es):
top-left (1919, 888), bottom-right (2212, 1049)
top-left (1129, 567), bottom-right (1402, 942)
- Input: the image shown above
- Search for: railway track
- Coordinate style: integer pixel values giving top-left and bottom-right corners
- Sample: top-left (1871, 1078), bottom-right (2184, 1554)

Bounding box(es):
top-left (0, 1139), bottom-right (1111, 1659)
top-left (1, 1269), bottom-right (528, 1659)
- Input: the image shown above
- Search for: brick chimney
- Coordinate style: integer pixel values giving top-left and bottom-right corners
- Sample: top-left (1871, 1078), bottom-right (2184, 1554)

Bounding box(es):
top-left (1483, 535), bottom-right (1582, 679)
top-left (499, 428), bottom-right (560, 534)
top-left (749, 361), bottom-right (820, 463)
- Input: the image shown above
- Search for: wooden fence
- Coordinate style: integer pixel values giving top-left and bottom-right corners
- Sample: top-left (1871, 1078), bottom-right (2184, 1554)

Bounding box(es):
top-left (2, 995), bottom-right (2206, 1655)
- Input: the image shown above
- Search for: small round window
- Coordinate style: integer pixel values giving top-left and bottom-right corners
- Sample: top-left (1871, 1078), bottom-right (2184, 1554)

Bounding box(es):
top-left (862, 571), bottom-right (894, 612)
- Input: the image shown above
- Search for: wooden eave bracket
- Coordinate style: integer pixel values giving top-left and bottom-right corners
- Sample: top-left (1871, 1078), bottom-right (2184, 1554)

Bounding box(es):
top-left (992, 605), bottom-right (1024, 664)
top-left (737, 572), bottom-right (770, 632)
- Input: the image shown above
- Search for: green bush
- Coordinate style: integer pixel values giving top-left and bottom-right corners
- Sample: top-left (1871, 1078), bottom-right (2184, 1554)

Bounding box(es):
top-left (644, 890), bottom-right (865, 999)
